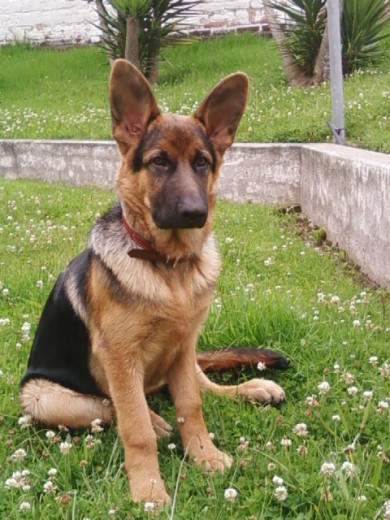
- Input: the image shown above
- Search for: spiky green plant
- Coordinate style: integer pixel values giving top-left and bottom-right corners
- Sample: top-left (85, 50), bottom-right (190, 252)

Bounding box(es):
top-left (91, 0), bottom-right (201, 81)
top-left (342, 0), bottom-right (390, 74)
top-left (270, 0), bottom-right (327, 77)
top-left (270, 0), bottom-right (390, 79)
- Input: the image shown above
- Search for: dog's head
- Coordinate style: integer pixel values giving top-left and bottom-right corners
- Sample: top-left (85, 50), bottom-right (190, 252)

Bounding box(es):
top-left (109, 60), bottom-right (248, 258)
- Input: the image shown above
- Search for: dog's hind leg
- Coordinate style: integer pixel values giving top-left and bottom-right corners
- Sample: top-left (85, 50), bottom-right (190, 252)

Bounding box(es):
top-left (196, 365), bottom-right (285, 405)
top-left (20, 378), bottom-right (114, 429)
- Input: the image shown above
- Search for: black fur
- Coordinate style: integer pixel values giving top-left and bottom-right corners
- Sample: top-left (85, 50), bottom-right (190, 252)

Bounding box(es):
top-left (20, 250), bottom-right (106, 397)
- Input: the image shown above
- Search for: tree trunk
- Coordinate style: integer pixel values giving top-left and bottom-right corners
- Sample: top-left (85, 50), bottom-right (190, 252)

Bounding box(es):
top-left (146, 49), bottom-right (160, 84)
top-left (264, 1), bottom-right (311, 87)
top-left (314, 0), bottom-right (344, 84)
top-left (125, 16), bottom-right (141, 70)
top-left (94, 0), bottom-right (114, 66)
top-left (314, 21), bottom-right (329, 83)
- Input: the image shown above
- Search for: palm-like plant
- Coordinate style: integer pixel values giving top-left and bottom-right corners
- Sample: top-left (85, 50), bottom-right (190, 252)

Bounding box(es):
top-left (270, 0), bottom-right (327, 76)
top-left (90, 0), bottom-right (201, 82)
top-left (268, 0), bottom-right (389, 85)
top-left (342, 0), bottom-right (390, 74)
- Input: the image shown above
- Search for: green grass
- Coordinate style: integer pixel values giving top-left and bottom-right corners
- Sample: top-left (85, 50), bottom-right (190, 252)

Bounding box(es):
top-left (0, 178), bottom-right (389, 519)
top-left (0, 33), bottom-right (389, 151)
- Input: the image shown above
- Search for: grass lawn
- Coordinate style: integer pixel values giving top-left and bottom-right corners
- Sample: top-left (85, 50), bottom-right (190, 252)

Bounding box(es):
top-left (0, 32), bottom-right (389, 151)
top-left (0, 178), bottom-right (389, 519)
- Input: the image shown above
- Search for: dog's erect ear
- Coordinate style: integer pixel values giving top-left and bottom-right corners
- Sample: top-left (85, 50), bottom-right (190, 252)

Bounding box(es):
top-left (109, 59), bottom-right (160, 155)
top-left (194, 72), bottom-right (248, 156)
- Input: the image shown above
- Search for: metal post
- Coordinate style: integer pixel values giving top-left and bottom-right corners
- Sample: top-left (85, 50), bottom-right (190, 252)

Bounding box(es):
top-left (327, 0), bottom-right (345, 145)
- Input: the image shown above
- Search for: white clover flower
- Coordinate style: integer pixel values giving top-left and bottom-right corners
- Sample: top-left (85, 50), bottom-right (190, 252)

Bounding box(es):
top-left (318, 381), bottom-right (330, 394)
top-left (280, 437), bottom-right (292, 447)
top-left (333, 362), bottom-right (340, 372)
top-left (21, 322), bottom-right (31, 334)
top-left (332, 414), bottom-right (341, 422)
top-left (344, 442), bottom-right (356, 453)
top-left (59, 441), bottom-right (72, 455)
top-left (238, 436), bottom-right (249, 450)
top-left (265, 441), bottom-right (273, 450)
top-left (376, 400), bottom-right (389, 413)
top-left (267, 462), bottom-right (276, 471)
top-left (48, 468), bottom-right (58, 477)
top-left (274, 485), bottom-right (288, 501)
top-left (347, 386), bottom-right (358, 396)
top-left (12, 448), bottom-right (27, 461)
top-left (225, 237), bottom-right (233, 244)
top-left (272, 475), bottom-right (284, 486)
top-left (342, 372), bottom-right (355, 384)
top-left (43, 480), bottom-right (57, 494)
top-left (352, 319), bottom-right (361, 328)
top-left (306, 394), bottom-right (319, 407)
top-left (330, 295), bottom-right (340, 304)
top-left (379, 363), bottom-right (390, 378)
top-left (257, 361), bottom-right (266, 371)
top-left (363, 390), bottom-right (373, 400)
top-left (91, 418), bottom-right (103, 433)
top-left (224, 487), bottom-right (238, 501)
top-left (264, 257), bottom-right (272, 266)
top-left (368, 356), bottom-right (378, 366)
top-left (144, 502), bottom-right (155, 511)
top-left (293, 423), bottom-right (308, 438)
top-left (17, 415), bottom-right (32, 429)
top-left (5, 470), bottom-right (29, 489)
top-left (356, 495), bottom-right (367, 502)
top-left (19, 502), bottom-right (31, 511)
top-left (341, 461), bottom-right (356, 477)
top-left (0, 317), bottom-right (11, 326)
top-left (46, 430), bottom-right (56, 440)
top-left (320, 462), bottom-right (336, 475)
top-left (167, 443), bottom-right (176, 451)
top-left (317, 292), bottom-right (326, 302)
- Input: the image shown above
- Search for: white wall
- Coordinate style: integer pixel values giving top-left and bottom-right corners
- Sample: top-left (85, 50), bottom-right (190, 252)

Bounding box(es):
top-left (0, 0), bottom-right (267, 46)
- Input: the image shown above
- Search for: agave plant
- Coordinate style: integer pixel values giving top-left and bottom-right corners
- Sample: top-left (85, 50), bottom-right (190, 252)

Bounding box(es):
top-left (268, 0), bottom-right (389, 84)
top-left (342, 0), bottom-right (390, 74)
top-left (270, 0), bottom-right (327, 77)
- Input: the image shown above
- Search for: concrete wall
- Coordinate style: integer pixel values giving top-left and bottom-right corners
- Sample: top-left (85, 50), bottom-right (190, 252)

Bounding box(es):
top-left (0, 139), bottom-right (389, 290)
top-left (300, 144), bottom-right (390, 290)
top-left (0, 0), bottom-right (268, 46)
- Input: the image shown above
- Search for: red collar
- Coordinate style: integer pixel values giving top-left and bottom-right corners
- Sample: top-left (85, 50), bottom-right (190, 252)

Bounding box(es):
top-left (122, 213), bottom-right (170, 263)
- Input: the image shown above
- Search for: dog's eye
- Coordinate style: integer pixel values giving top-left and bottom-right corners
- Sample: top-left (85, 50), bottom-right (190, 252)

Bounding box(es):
top-left (194, 155), bottom-right (209, 169)
top-left (152, 155), bottom-right (169, 168)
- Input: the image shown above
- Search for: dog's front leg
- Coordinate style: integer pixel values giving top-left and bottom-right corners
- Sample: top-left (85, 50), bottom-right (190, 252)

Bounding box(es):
top-left (168, 347), bottom-right (232, 472)
top-left (96, 348), bottom-right (171, 506)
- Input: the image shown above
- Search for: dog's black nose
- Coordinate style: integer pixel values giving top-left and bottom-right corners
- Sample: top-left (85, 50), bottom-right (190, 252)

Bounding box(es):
top-left (177, 198), bottom-right (208, 228)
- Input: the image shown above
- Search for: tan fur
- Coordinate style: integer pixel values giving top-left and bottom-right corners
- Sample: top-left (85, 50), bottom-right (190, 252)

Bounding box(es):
top-left (20, 61), bottom-right (285, 507)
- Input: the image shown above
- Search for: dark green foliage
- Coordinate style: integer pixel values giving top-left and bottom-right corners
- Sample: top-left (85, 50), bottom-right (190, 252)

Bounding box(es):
top-left (342, 0), bottom-right (390, 74)
top-left (96, 0), bottom-right (201, 79)
top-left (271, 0), bottom-right (390, 76)
top-left (271, 0), bottom-right (327, 76)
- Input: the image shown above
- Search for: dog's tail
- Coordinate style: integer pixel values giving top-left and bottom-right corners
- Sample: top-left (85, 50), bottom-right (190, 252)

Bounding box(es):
top-left (196, 347), bottom-right (289, 373)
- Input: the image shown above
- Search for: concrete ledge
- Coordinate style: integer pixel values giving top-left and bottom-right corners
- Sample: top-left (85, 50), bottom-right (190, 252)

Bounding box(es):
top-left (300, 144), bottom-right (390, 289)
top-left (0, 139), bottom-right (389, 290)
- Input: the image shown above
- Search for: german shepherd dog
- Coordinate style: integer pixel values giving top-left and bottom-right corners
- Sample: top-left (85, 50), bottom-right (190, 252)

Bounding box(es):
top-left (20, 60), bottom-right (288, 505)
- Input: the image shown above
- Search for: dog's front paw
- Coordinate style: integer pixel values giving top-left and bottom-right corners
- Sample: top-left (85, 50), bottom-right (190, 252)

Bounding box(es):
top-left (237, 378), bottom-right (285, 404)
top-left (130, 477), bottom-right (171, 507)
top-left (193, 447), bottom-right (233, 473)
